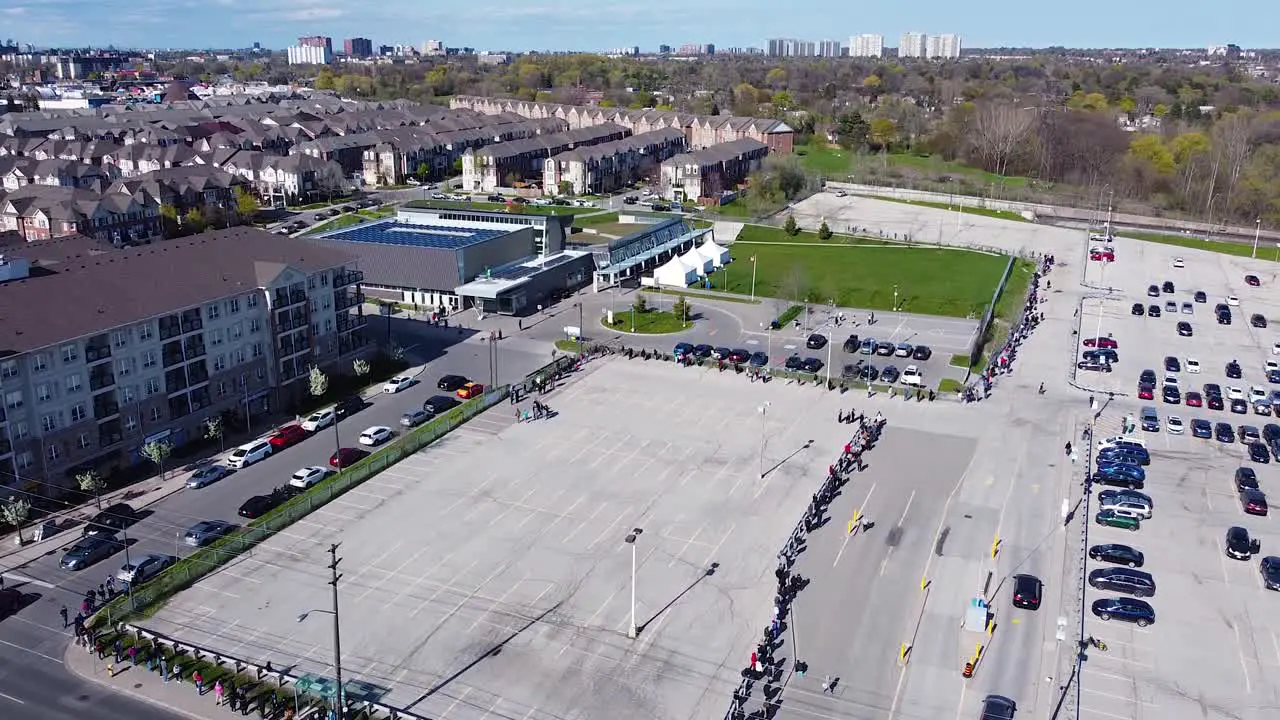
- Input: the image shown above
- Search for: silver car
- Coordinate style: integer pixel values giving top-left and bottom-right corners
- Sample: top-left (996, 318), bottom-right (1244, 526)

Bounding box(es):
top-left (186, 463), bottom-right (229, 489)
top-left (184, 520), bottom-right (235, 547)
top-left (117, 553), bottom-right (176, 584)
top-left (400, 409), bottom-right (430, 427)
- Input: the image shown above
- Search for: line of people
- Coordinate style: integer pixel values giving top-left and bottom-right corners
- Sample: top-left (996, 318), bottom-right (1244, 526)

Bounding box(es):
top-left (964, 254), bottom-right (1052, 403)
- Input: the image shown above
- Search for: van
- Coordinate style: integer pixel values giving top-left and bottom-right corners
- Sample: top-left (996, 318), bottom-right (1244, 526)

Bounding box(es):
top-left (1139, 406), bottom-right (1160, 432)
top-left (227, 440), bottom-right (273, 469)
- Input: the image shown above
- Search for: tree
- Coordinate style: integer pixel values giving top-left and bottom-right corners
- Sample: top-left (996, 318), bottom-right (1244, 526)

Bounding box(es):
top-left (352, 358), bottom-right (370, 378)
top-left (868, 118), bottom-right (898, 151)
top-left (0, 497), bottom-right (31, 545)
top-left (416, 162), bottom-right (430, 181)
top-left (558, 180), bottom-right (573, 196)
top-left (308, 365), bottom-right (329, 398)
top-left (234, 187), bottom-right (260, 221)
top-left (183, 207), bottom-right (207, 234)
top-left (835, 111), bottom-right (870, 150)
top-left (76, 470), bottom-right (107, 511)
top-left (1127, 135), bottom-right (1176, 175)
top-left (671, 296), bottom-right (690, 326)
top-left (632, 293), bottom-right (648, 314)
top-left (968, 102), bottom-right (1034, 179)
top-left (784, 214), bottom-right (799, 236)
top-left (141, 440), bottom-right (173, 481)
top-left (779, 264), bottom-right (807, 303)
top-left (315, 162), bottom-right (347, 202)
top-left (159, 203), bottom-right (181, 238)
top-left (817, 221), bottom-right (832, 240)
top-left (204, 416), bottom-right (225, 453)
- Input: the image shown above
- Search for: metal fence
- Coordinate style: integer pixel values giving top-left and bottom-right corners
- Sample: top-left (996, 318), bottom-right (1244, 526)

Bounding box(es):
top-left (94, 385), bottom-right (511, 629)
top-left (968, 255), bottom-right (1020, 368)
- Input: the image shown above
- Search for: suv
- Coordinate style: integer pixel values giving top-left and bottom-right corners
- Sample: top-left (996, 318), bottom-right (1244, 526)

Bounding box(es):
top-left (842, 335), bottom-right (861, 353)
top-left (228, 439), bottom-right (272, 469)
top-left (1010, 574), bottom-right (1042, 610)
top-left (423, 395), bottom-right (461, 415)
top-left (437, 375), bottom-right (469, 391)
top-left (1139, 406), bottom-right (1159, 432)
top-left (1098, 490), bottom-right (1152, 518)
top-left (1088, 567), bottom-right (1156, 597)
top-left (1226, 526), bottom-right (1261, 560)
top-left (85, 503), bottom-right (137, 535)
top-left (1095, 509), bottom-right (1141, 530)
top-left (334, 395), bottom-right (364, 418)
top-left (980, 695), bottom-right (1017, 720)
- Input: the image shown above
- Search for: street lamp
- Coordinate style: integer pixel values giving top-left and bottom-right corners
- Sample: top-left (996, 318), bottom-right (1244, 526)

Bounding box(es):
top-left (825, 330), bottom-right (834, 386)
top-left (757, 402), bottom-right (771, 479)
top-left (1253, 218), bottom-right (1262, 259)
top-left (749, 255), bottom-right (758, 301)
top-left (893, 284), bottom-right (899, 312)
top-left (625, 528), bottom-right (643, 639)
top-left (296, 543), bottom-right (346, 720)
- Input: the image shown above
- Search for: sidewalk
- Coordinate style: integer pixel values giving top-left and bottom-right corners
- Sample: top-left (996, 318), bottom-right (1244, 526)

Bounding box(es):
top-left (66, 638), bottom-right (219, 720)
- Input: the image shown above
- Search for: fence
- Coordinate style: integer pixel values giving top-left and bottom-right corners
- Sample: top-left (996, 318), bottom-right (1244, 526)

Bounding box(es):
top-left (969, 255), bottom-right (1020, 368)
top-left (93, 385), bottom-right (511, 629)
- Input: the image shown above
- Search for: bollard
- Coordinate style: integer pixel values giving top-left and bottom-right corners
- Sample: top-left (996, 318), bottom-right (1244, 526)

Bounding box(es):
top-left (920, 576), bottom-right (929, 591)
top-left (990, 536), bottom-right (1001, 559)
top-left (900, 643), bottom-right (911, 663)
top-left (962, 661), bottom-right (974, 678)
top-left (106, 662), bottom-right (115, 677)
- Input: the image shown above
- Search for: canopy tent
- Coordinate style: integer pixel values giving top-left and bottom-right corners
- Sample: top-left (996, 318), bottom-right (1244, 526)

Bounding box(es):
top-left (679, 247), bottom-right (712, 276)
top-left (698, 239), bottom-right (730, 267)
top-left (653, 255), bottom-right (699, 288)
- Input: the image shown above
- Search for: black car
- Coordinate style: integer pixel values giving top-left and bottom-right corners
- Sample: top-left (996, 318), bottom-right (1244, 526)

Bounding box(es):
top-left (437, 375), bottom-right (469, 391)
top-left (1093, 468), bottom-right (1144, 490)
top-left (1083, 349), bottom-right (1118, 364)
top-left (1089, 543), bottom-right (1145, 568)
top-left (711, 347), bottom-right (732, 360)
top-left (1262, 556), bottom-right (1280, 590)
top-left (801, 357), bottom-right (824, 373)
top-left (1162, 280), bottom-right (1174, 293)
top-left (1177, 321), bottom-right (1192, 336)
top-left (1208, 394), bottom-right (1225, 410)
top-left (1217, 310), bottom-right (1232, 325)
top-left (1235, 465), bottom-right (1260, 490)
top-left (1088, 567), bottom-right (1155, 597)
top-left (785, 355), bottom-right (805, 371)
top-left (1161, 385), bottom-right (1180, 404)
top-left (84, 503), bottom-right (137, 535)
top-left (333, 395), bottom-right (364, 419)
top-left (1149, 304), bottom-right (1162, 317)
top-left (728, 349), bottom-right (752, 364)
top-left (1010, 573), bottom-right (1042, 610)
top-left (1250, 442), bottom-right (1271, 463)
top-left (912, 345), bottom-right (932, 361)
top-left (805, 334), bottom-right (827, 350)
top-left (1232, 398), bottom-right (1249, 414)
top-left (1091, 597), bottom-right (1155, 626)
top-left (1147, 284), bottom-right (1160, 297)
top-left (1264, 424), bottom-right (1280, 443)
top-left (880, 365), bottom-right (901, 383)
top-left (1131, 303), bottom-right (1145, 316)
top-left (1191, 418), bottom-right (1213, 438)
top-left (1226, 360), bottom-right (1242, 379)
top-left (1217, 422), bottom-right (1236, 442)
top-left (980, 695), bottom-right (1017, 720)
top-left (841, 364), bottom-right (862, 380)
top-left (857, 364), bottom-right (879, 381)
top-left (1226, 526), bottom-right (1260, 560)
top-left (1253, 314), bottom-right (1269, 329)
top-left (1164, 356), bottom-right (1180, 372)
top-left (691, 344), bottom-right (714, 358)
top-left (1078, 361), bottom-right (1113, 373)
top-left (1194, 290), bottom-right (1207, 303)
top-left (238, 490), bottom-right (290, 519)
top-left (748, 352), bottom-right (769, 367)
top-left (842, 335), bottom-right (861, 353)
top-left (1139, 369), bottom-right (1157, 385)
top-left (423, 395), bottom-right (461, 415)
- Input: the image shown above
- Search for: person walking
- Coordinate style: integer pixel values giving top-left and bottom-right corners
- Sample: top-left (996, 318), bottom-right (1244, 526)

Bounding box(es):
top-left (214, 679), bottom-right (224, 706)
top-left (822, 675), bottom-right (833, 693)
top-left (60, 605), bottom-right (69, 628)
top-left (193, 669), bottom-right (204, 695)
top-left (160, 656), bottom-right (169, 683)
top-left (113, 637), bottom-right (123, 662)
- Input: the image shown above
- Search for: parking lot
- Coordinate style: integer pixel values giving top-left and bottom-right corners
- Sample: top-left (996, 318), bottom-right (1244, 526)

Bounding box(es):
top-left (1074, 235), bottom-right (1280, 720)
top-left (143, 361), bottom-right (866, 720)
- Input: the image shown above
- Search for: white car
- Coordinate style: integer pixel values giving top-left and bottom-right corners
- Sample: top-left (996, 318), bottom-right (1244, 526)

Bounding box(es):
top-left (1163, 374), bottom-right (1179, 388)
top-left (1227, 295), bottom-right (1241, 306)
top-left (289, 466), bottom-right (328, 489)
top-left (383, 376), bottom-right (415, 394)
top-left (1185, 358), bottom-right (1201, 373)
top-left (301, 408), bottom-right (335, 432)
top-left (1266, 360), bottom-right (1280, 374)
top-left (1165, 415), bottom-right (1184, 434)
top-left (1227, 386), bottom-right (1246, 400)
top-left (186, 463), bottom-right (229, 488)
top-left (900, 365), bottom-right (924, 386)
top-left (1273, 342), bottom-right (1280, 355)
top-left (1172, 257), bottom-right (1185, 268)
top-left (1251, 386), bottom-right (1268, 403)
top-left (358, 426), bottom-right (394, 446)
top-left (1097, 435), bottom-right (1147, 450)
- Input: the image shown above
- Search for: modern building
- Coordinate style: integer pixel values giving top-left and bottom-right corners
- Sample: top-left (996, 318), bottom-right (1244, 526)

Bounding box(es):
top-left (926, 34), bottom-right (962, 59)
top-left (0, 228), bottom-right (367, 497)
top-left (0, 184), bottom-right (161, 245)
top-left (848, 34), bottom-right (885, 58)
top-left (660, 139), bottom-right (769, 204)
top-left (587, 217), bottom-right (713, 291)
top-left (287, 43), bottom-right (333, 65)
top-left (400, 205), bottom-right (569, 258)
top-left (343, 38), bottom-right (373, 58)
top-left (817, 40), bottom-right (843, 58)
top-left (766, 39), bottom-right (817, 57)
top-left (298, 35), bottom-right (334, 53)
top-left (899, 33), bottom-right (927, 58)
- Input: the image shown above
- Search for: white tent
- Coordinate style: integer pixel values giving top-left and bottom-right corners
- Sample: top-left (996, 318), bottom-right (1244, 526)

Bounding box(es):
top-left (679, 246), bottom-right (712, 276)
top-left (698, 239), bottom-right (730, 267)
top-left (653, 255), bottom-right (699, 288)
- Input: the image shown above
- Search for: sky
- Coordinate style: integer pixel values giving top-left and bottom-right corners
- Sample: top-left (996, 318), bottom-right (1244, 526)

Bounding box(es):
top-left (0, 0), bottom-right (1271, 52)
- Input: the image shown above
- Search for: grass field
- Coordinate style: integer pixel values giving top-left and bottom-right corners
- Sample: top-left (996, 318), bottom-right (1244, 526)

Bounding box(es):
top-left (602, 309), bottom-right (691, 334)
top-left (969, 257), bottom-right (1036, 371)
top-left (734, 224), bottom-right (894, 246)
top-left (1120, 230), bottom-right (1280, 261)
top-left (796, 141), bottom-right (1032, 190)
top-left (583, 222), bottom-right (648, 237)
top-left (573, 211), bottom-right (620, 226)
top-left (711, 199), bottom-right (762, 218)
top-left (868, 196), bottom-right (1030, 223)
top-left (717, 227), bottom-right (1008, 317)
top-left (304, 214), bottom-right (368, 235)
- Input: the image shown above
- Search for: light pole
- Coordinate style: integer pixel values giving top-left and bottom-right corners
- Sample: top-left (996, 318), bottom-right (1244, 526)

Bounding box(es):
top-left (1104, 202), bottom-right (1114, 239)
top-left (893, 284), bottom-right (899, 312)
top-left (757, 401), bottom-right (771, 479)
top-left (576, 302), bottom-right (584, 350)
top-left (296, 543), bottom-right (346, 720)
top-left (1253, 218), bottom-right (1262, 259)
top-left (750, 255), bottom-right (758, 301)
top-left (825, 331), bottom-right (834, 385)
top-left (625, 528), bottom-right (643, 639)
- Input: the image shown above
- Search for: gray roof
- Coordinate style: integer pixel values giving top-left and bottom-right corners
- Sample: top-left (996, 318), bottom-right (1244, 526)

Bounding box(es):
top-left (666, 138), bottom-right (769, 168)
top-left (474, 123), bottom-right (629, 162)
top-left (550, 127), bottom-right (686, 165)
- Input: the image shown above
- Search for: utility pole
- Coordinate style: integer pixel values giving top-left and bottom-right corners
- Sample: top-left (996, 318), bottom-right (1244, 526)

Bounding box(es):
top-left (1253, 218), bottom-right (1262, 259)
top-left (328, 543), bottom-right (346, 720)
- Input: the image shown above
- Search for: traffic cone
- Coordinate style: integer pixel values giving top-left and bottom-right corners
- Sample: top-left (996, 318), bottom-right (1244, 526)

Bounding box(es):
top-left (962, 662), bottom-right (974, 678)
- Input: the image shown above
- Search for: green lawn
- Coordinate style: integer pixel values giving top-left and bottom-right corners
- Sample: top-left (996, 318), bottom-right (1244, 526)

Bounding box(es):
top-left (734, 224), bottom-right (893, 246)
top-left (303, 214), bottom-right (368, 235)
top-left (718, 230), bottom-right (1008, 317)
top-left (796, 141), bottom-right (858, 176)
top-left (859, 153), bottom-right (1032, 189)
top-left (868, 195), bottom-right (1030, 223)
top-left (603, 309), bottom-right (692, 334)
top-left (1121, 230), bottom-right (1279, 261)
top-left (573, 211), bottom-right (620, 226)
top-left (710, 200), bottom-right (759, 218)
top-left (403, 199), bottom-right (602, 216)
top-left (966, 258), bottom-right (1036, 371)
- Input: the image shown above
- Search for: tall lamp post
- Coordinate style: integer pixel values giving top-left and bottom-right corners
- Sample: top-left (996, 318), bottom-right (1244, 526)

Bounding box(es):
top-left (892, 284), bottom-right (899, 312)
top-left (625, 528), bottom-right (643, 639)
top-left (1253, 218), bottom-right (1262, 259)
top-left (297, 543), bottom-right (345, 720)
top-left (757, 401), bottom-right (771, 479)
top-left (749, 255), bottom-right (758, 301)
top-left (825, 331), bottom-right (834, 385)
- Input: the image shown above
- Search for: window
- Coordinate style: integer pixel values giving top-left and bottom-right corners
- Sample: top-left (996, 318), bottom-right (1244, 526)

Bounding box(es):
top-left (322, 297), bottom-right (331, 310)
top-left (247, 293), bottom-right (259, 308)
top-left (230, 322), bottom-right (243, 340)
top-left (138, 323), bottom-right (154, 342)
top-left (70, 403), bottom-right (87, 422)
top-left (117, 358), bottom-right (134, 377)
top-left (209, 328), bottom-right (225, 346)
top-left (40, 413), bottom-right (58, 432)
top-left (249, 318), bottom-right (261, 333)
top-left (12, 421), bottom-right (28, 440)
top-left (61, 344), bottom-right (78, 363)
top-left (47, 443), bottom-right (60, 462)
top-left (311, 323), bottom-right (320, 336)
top-left (251, 342), bottom-right (263, 358)
top-left (145, 378), bottom-right (161, 396)
top-left (0, 360), bottom-right (17, 378)
top-left (142, 350), bottom-right (157, 368)
top-left (213, 354), bottom-right (227, 372)
top-left (324, 319), bottom-right (333, 333)
top-left (64, 374), bottom-right (82, 393)
top-left (120, 385), bottom-right (135, 403)
top-left (307, 276), bottom-right (317, 290)
top-left (321, 273), bottom-right (329, 287)
top-left (255, 367), bottom-right (266, 381)
top-left (15, 451), bottom-right (32, 470)
top-left (217, 381), bottom-right (227, 397)
top-left (124, 415), bottom-right (138, 432)
top-left (149, 407), bottom-right (161, 422)
top-left (4, 390), bottom-right (23, 409)
top-left (78, 433), bottom-right (91, 450)
top-left (228, 297), bottom-right (241, 314)
top-left (236, 347), bottom-right (247, 364)
top-left (112, 330), bottom-right (129, 349)
top-left (206, 303), bottom-right (221, 320)
top-left (31, 353), bottom-right (48, 372)
top-left (35, 383), bottom-right (52, 403)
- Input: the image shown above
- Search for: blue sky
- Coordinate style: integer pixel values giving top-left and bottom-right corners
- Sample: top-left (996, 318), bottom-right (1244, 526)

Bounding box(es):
top-left (0, 0), bottom-right (1268, 52)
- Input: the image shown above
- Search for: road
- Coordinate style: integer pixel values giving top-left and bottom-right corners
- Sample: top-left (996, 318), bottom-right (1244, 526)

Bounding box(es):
top-left (0, 322), bottom-right (554, 719)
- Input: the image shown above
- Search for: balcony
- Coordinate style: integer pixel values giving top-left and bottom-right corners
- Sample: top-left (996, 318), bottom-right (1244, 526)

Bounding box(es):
top-left (162, 351), bottom-right (186, 368)
top-left (334, 269), bottom-right (364, 288)
top-left (98, 430), bottom-right (123, 447)
top-left (337, 312), bottom-right (367, 333)
top-left (278, 338), bottom-right (298, 356)
top-left (89, 371), bottom-right (116, 392)
top-left (274, 288), bottom-right (307, 308)
top-left (183, 340), bottom-right (206, 360)
top-left (291, 289), bottom-right (307, 305)
top-left (85, 344), bottom-right (112, 364)
top-left (334, 289), bottom-right (364, 312)
top-left (92, 399), bottom-right (120, 419)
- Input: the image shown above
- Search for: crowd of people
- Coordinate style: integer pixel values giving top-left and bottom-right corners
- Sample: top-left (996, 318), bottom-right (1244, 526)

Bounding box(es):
top-left (727, 414), bottom-right (887, 720)
top-left (963, 253), bottom-right (1053, 403)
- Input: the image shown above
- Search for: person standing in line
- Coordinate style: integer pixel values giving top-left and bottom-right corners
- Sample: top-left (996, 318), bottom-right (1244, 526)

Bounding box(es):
top-left (193, 669), bottom-right (204, 695)
top-left (214, 679), bottom-right (224, 706)
top-left (822, 675), bottom-right (832, 693)
top-left (60, 605), bottom-right (69, 628)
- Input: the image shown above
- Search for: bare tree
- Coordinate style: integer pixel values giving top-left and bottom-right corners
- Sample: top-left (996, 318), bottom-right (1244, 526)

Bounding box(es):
top-left (969, 102), bottom-right (1035, 180)
top-left (1212, 112), bottom-right (1254, 216)
top-left (779, 264), bottom-right (807, 303)
top-left (76, 470), bottom-right (107, 511)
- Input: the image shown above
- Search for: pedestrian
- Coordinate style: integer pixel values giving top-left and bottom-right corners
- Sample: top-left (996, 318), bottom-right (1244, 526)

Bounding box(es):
top-left (214, 679), bottom-right (224, 706)
top-left (750, 650), bottom-right (757, 669)
top-left (127, 644), bottom-right (137, 666)
top-left (160, 656), bottom-right (169, 683)
top-left (173, 661), bottom-right (183, 683)
top-left (95, 640), bottom-right (105, 659)
top-left (822, 674), bottom-right (832, 693)
top-left (113, 637), bottom-right (123, 662)
top-left (60, 605), bottom-right (69, 628)
top-left (193, 669), bottom-right (204, 695)
top-left (105, 575), bottom-right (115, 595)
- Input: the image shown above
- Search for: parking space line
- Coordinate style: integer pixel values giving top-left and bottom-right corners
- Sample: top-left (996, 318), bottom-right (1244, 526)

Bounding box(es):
top-left (669, 523), bottom-right (705, 567)
top-left (1221, 548), bottom-right (1232, 585)
top-left (1081, 687), bottom-right (1141, 704)
top-left (588, 433), bottom-right (633, 470)
top-left (475, 696), bottom-right (503, 720)
top-left (1080, 706), bottom-right (1137, 720)
top-left (488, 487), bottom-right (538, 528)
top-left (1233, 621), bottom-right (1253, 693)
top-left (1082, 668), bottom-right (1132, 682)
top-left (346, 540), bottom-right (404, 592)
top-left (1204, 487), bottom-right (1215, 512)
top-left (440, 687), bottom-right (473, 719)
top-left (537, 495), bottom-right (585, 536)
top-left (585, 507), bottom-right (630, 551)
top-left (409, 559), bottom-right (478, 619)
top-left (563, 503), bottom-right (606, 545)
top-left (834, 483), bottom-right (876, 568)
top-left (467, 575), bottom-right (526, 633)
top-left (225, 625), bottom-right (265, 656)
top-left (1085, 652), bottom-right (1153, 669)
top-left (701, 522), bottom-right (735, 570)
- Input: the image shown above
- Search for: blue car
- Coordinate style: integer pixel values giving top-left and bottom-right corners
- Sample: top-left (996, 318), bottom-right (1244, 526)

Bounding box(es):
top-left (1093, 469), bottom-right (1145, 490)
top-left (673, 342), bottom-right (694, 358)
top-left (1096, 447), bottom-right (1150, 466)
top-left (1191, 419), bottom-right (1212, 438)
top-left (1091, 597), bottom-right (1154, 626)
top-left (1094, 462), bottom-right (1145, 482)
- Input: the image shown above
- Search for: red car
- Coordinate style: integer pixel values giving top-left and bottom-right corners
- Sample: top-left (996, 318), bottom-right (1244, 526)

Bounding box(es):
top-left (1186, 391), bottom-right (1203, 408)
top-left (1090, 248), bottom-right (1115, 262)
top-left (1082, 337), bottom-right (1119, 349)
top-left (1138, 383), bottom-right (1155, 400)
top-left (1245, 274), bottom-right (1261, 287)
top-left (329, 447), bottom-right (370, 469)
top-left (269, 424), bottom-right (307, 450)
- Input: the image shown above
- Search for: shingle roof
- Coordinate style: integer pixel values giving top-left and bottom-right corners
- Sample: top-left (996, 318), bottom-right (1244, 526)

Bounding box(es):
top-left (666, 138), bottom-right (769, 168)
top-left (0, 227), bottom-right (355, 354)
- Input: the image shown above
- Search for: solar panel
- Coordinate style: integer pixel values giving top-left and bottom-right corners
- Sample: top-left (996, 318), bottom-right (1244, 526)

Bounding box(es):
top-left (324, 221), bottom-right (505, 251)
top-left (491, 264), bottom-right (541, 281)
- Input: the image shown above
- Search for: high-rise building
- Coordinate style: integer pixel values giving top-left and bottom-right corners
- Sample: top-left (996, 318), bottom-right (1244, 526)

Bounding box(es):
top-left (287, 44), bottom-right (332, 65)
top-left (297, 35), bottom-right (333, 54)
top-left (847, 34), bottom-right (884, 58)
top-left (817, 39), bottom-right (843, 58)
top-left (926, 34), bottom-right (962, 59)
top-left (421, 40), bottom-right (444, 56)
top-left (658, 44), bottom-right (673, 54)
top-left (343, 38), bottom-right (373, 58)
top-left (899, 32), bottom-right (927, 58)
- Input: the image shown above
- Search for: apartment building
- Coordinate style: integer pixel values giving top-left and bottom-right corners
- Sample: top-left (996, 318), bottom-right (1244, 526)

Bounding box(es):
top-left (2, 157), bottom-right (108, 191)
top-left (461, 124), bottom-right (629, 193)
top-left (926, 34), bottom-right (962, 60)
top-left (690, 116), bottom-right (794, 154)
top-left (101, 143), bottom-right (202, 179)
top-left (817, 40), bottom-right (843, 58)
top-left (542, 127), bottom-right (687, 196)
top-left (0, 228), bottom-right (368, 496)
top-left (899, 33), bottom-right (927, 58)
top-left (660, 139), bottom-right (769, 204)
top-left (848, 34), bottom-right (885, 58)
top-left (214, 150), bottom-right (344, 207)
top-left (0, 184), bottom-right (161, 244)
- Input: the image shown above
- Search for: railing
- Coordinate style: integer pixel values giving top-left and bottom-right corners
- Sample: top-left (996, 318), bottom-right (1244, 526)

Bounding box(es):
top-left (85, 345), bottom-right (112, 363)
top-left (334, 290), bottom-right (364, 312)
top-left (337, 312), bottom-right (366, 332)
top-left (333, 269), bottom-right (364, 288)
top-left (93, 401), bottom-right (120, 418)
top-left (89, 373), bottom-right (116, 392)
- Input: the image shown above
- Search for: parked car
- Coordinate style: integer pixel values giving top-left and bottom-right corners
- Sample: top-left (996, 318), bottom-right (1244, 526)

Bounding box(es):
top-left (1088, 543), bottom-right (1144, 568)
top-left (1088, 567), bottom-right (1155, 597)
top-left (1131, 303), bottom-right (1145, 316)
top-left (117, 553), bottom-right (176, 585)
top-left (1098, 490), bottom-right (1153, 518)
top-left (358, 426), bottom-right (394, 446)
top-left (880, 365), bottom-right (900, 384)
top-left (228, 439), bottom-right (272, 469)
top-left (1191, 418), bottom-right (1212, 438)
top-left (1246, 274), bottom-right (1261, 287)
top-left (980, 695), bottom-right (1017, 720)
top-left (1177, 321), bottom-right (1193, 336)
top-left (183, 520), bottom-right (236, 547)
top-left (749, 352), bottom-right (769, 367)
top-left (1091, 597), bottom-right (1154, 626)
top-left (1252, 314), bottom-right (1269, 329)
top-left (1095, 509), bottom-right (1141, 530)
top-left (729, 349), bottom-right (752, 364)
top-left (289, 466), bottom-right (329, 489)
top-left (875, 342), bottom-right (895, 356)
top-left (457, 382), bottom-right (485, 399)
top-left (437, 374), bottom-right (469, 391)
top-left (301, 407), bottom-right (335, 432)
top-left (330, 447), bottom-right (370, 469)
top-left (1194, 290), bottom-right (1207, 303)
top-left (186, 463), bottom-right (229, 489)
top-left (805, 334), bottom-right (827, 350)
top-left (84, 503), bottom-right (137, 535)
top-left (1226, 526), bottom-right (1261, 560)
top-left (841, 335), bottom-right (861, 353)
top-left (423, 395), bottom-right (461, 415)
top-left (269, 423), bottom-right (307, 450)
top-left (1083, 336), bottom-right (1119, 349)
top-left (60, 533), bottom-right (123, 570)
top-left (1262, 557), bottom-right (1280, 590)
top-left (911, 345), bottom-right (932, 361)
top-left (1241, 488), bottom-right (1269, 515)
top-left (894, 343), bottom-right (913, 357)
top-left (400, 408), bottom-right (430, 427)
top-left (383, 376), bottom-right (416, 394)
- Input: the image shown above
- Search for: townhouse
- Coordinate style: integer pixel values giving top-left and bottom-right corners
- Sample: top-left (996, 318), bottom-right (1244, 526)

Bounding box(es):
top-left (0, 184), bottom-right (161, 244)
top-left (660, 138), bottom-right (770, 204)
top-left (0, 228), bottom-right (369, 497)
top-left (461, 124), bottom-right (629, 193)
top-left (107, 166), bottom-right (250, 224)
top-left (543, 127), bottom-right (688, 196)
top-left (101, 143), bottom-right (203, 179)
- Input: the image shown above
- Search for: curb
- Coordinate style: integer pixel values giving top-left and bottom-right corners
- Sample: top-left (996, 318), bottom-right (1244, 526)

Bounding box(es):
top-left (63, 641), bottom-right (214, 720)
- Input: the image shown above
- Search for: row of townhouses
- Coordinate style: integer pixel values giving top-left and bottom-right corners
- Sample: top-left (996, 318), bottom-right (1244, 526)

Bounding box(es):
top-left (660, 139), bottom-right (772, 203)
top-left (460, 124), bottom-right (632, 193)
top-left (449, 96), bottom-right (795, 154)
top-left (542, 127), bottom-right (688, 196)
top-left (0, 227), bottom-right (369, 498)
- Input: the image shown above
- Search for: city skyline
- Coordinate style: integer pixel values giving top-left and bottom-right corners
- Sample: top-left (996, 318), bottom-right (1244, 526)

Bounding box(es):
top-left (0, 0), bottom-right (1271, 52)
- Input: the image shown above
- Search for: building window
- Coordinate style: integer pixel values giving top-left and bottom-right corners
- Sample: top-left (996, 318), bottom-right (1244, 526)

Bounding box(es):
top-left (255, 367), bottom-right (266, 381)
top-left (324, 319), bottom-right (333, 333)
top-left (307, 276), bottom-right (317, 290)
top-left (47, 443), bottom-right (60, 462)
top-left (228, 297), bottom-right (241, 314)
top-left (120, 385), bottom-right (135, 403)
top-left (124, 415), bottom-right (138, 432)
top-left (78, 433), bottom-right (91, 449)
top-left (311, 323), bottom-right (320, 336)
top-left (236, 347), bottom-right (247, 364)
top-left (251, 342), bottom-right (262, 358)
top-left (112, 330), bottom-right (129, 348)
top-left (217, 381), bottom-right (227, 397)
top-left (61, 344), bottom-right (78, 363)
top-left (247, 293), bottom-right (259, 308)
top-left (207, 303), bottom-right (221, 320)
top-left (230, 322), bottom-right (243, 341)
top-left (145, 378), bottom-right (161, 396)
top-left (0, 360), bottom-right (17, 379)
top-left (40, 413), bottom-right (58, 432)
top-left (138, 323), bottom-right (154, 342)
top-left (31, 354), bottom-right (48, 372)
top-left (210, 328), bottom-right (225, 346)
top-left (117, 358), bottom-right (134, 377)
top-left (15, 451), bottom-right (32, 470)
top-left (249, 318), bottom-right (261, 333)
top-left (142, 350), bottom-right (157, 368)
top-left (70, 403), bottom-right (87, 422)
top-left (12, 421), bottom-right (28, 440)
top-left (4, 390), bottom-right (23, 409)
top-left (213, 355), bottom-right (227, 372)
top-left (65, 374), bottom-right (83, 393)
top-left (36, 383), bottom-right (52, 403)
top-left (149, 407), bottom-right (161, 422)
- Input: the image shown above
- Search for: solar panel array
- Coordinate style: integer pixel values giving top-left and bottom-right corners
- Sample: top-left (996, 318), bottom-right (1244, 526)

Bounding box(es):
top-left (491, 264), bottom-right (542, 281)
top-left (327, 220), bottom-right (507, 251)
